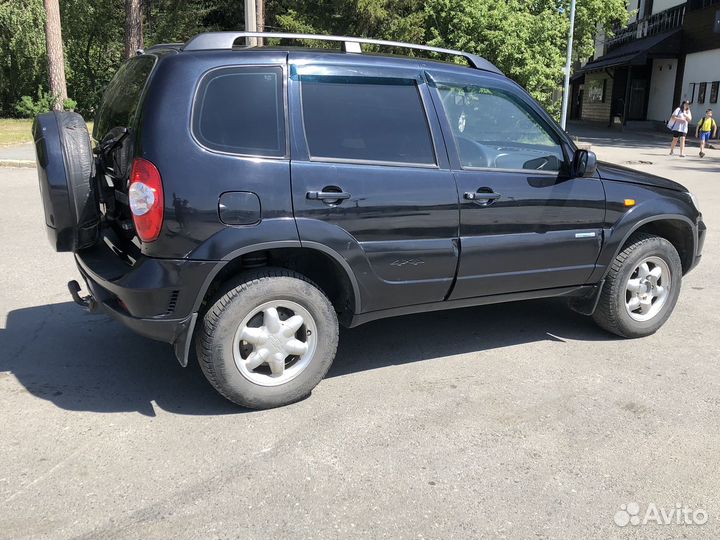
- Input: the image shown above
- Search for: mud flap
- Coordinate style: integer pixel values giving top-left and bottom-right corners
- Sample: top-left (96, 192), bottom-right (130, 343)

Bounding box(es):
top-left (568, 279), bottom-right (605, 316)
top-left (173, 312), bottom-right (198, 367)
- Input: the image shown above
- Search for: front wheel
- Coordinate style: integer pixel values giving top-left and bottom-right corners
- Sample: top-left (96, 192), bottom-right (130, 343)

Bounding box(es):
top-left (593, 233), bottom-right (682, 338)
top-left (197, 269), bottom-right (339, 409)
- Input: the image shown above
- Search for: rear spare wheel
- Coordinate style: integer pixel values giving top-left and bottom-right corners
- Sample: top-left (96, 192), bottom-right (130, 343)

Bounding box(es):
top-left (33, 111), bottom-right (99, 252)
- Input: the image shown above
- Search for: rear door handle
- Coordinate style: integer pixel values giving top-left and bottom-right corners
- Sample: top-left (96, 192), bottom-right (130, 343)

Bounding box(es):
top-left (306, 190), bottom-right (351, 201)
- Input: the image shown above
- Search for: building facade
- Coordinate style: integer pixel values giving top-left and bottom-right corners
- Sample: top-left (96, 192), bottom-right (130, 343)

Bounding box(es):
top-left (570, 0), bottom-right (720, 127)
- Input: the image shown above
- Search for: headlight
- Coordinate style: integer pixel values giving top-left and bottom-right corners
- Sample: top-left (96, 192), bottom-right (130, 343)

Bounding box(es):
top-left (687, 192), bottom-right (700, 212)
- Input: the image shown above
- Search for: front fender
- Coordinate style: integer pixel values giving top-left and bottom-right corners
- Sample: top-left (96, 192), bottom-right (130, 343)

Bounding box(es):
top-left (588, 181), bottom-right (698, 283)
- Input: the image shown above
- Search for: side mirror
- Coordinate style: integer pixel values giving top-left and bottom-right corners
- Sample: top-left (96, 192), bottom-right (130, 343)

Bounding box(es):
top-left (573, 149), bottom-right (597, 178)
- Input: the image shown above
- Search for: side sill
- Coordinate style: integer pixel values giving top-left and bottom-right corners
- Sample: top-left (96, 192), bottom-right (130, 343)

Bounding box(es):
top-left (348, 285), bottom-right (594, 327)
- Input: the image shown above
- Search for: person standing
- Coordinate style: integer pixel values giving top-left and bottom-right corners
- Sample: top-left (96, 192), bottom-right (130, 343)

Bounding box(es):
top-left (695, 109), bottom-right (717, 158)
top-left (669, 101), bottom-right (692, 157)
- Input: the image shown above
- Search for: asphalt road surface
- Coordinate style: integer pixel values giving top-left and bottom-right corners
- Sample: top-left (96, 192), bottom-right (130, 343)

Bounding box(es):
top-left (1, 134), bottom-right (719, 539)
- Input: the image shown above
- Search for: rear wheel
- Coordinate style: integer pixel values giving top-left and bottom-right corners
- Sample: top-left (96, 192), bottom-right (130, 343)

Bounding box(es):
top-left (197, 269), bottom-right (339, 409)
top-left (593, 233), bottom-right (682, 338)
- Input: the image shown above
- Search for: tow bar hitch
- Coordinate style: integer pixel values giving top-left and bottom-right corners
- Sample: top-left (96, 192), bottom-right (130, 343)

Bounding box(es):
top-left (68, 280), bottom-right (98, 312)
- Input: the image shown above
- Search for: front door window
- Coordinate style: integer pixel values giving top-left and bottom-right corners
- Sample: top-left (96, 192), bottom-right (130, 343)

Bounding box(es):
top-left (434, 83), bottom-right (565, 172)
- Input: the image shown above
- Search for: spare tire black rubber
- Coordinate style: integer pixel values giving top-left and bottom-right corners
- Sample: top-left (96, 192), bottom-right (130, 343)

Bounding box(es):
top-left (33, 111), bottom-right (99, 252)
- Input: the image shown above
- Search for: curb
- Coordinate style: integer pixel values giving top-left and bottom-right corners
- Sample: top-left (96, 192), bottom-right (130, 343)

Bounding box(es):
top-left (0, 159), bottom-right (35, 168)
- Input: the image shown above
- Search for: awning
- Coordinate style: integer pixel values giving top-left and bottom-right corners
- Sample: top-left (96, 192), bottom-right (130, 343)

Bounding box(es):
top-left (575, 29), bottom-right (682, 74)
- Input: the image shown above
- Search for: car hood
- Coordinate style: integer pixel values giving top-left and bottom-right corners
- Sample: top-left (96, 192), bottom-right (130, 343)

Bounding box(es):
top-left (596, 161), bottom-right (686, 192)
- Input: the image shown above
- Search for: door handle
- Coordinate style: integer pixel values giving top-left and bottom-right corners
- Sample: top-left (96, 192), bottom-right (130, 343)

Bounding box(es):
top-left (464, 191), bottom-right (501, 203)
top-left (306, 190), bottom-right (351, 201)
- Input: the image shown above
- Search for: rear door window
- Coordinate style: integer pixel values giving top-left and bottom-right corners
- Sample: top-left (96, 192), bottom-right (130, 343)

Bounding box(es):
top-left (300, 76), bottom-right (436, 166)
top-left (94, 56), bottom-right (155, 141)
top-left (192, 66), bottom-right (286, 157)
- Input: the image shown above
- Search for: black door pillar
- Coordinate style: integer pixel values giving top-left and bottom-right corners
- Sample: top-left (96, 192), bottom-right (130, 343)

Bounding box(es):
top-left (622, 65), bottom-right (633, 127)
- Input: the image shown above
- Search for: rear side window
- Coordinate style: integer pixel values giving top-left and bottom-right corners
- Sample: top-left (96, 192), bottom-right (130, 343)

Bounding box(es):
top-left (193, 66), bottom-right (285, 157)
top-left (300, 76), bottom-right (435, 165)
top-left (94, 56), bottom-right (155, 141)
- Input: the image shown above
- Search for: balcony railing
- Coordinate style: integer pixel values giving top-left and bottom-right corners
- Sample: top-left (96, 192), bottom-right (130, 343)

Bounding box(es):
top-left (606, 4), bottom-right (685, 52)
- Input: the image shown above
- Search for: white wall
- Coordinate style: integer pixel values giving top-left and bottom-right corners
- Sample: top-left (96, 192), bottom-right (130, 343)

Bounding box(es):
top-left (593, 27), bottom-right (606, 59)
top-left (651, 0), bottom-right (685, 15)
top-left (681, 49), bottom-right (720, 118)
top-left (628, 0), bottom-right (639, 21)
top-left (647, 59), bottom-right (678, 122)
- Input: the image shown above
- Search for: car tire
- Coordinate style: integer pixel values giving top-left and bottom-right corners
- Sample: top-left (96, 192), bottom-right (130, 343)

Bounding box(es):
top-left (593, 233), bottom-right (682, 338)
top-left (33, 111), bottom-right (98, 251)
top-left (197, 268), bottom-right (339, 409)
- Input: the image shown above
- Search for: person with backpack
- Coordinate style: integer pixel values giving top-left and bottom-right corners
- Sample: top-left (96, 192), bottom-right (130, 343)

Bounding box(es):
top-left (668, 101), bottom-right (692, 157)
top-left (695, 108), bottom-right (717, 158)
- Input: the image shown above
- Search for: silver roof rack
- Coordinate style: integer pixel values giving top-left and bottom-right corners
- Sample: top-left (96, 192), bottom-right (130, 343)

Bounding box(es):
top-left (183, 31), bottom-right (502, 74)
top-left (144, 42), bottom-right (183, 53)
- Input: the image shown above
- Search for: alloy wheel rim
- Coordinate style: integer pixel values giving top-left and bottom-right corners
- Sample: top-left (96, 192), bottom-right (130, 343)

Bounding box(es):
top-left (624, 256), bottom-right (671, 322)
top-left (233, 300), bottom-right (317, 387)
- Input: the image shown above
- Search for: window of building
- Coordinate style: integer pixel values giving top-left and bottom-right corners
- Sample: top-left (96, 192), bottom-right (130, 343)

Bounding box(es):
top-left (710, 82), bottom-right (718, 104)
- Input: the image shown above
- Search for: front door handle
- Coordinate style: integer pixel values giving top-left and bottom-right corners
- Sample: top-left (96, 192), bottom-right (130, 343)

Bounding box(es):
top-left (464, 190), bottom-right (501, 203)
top-left (306, 190), bottom-right (351, 201)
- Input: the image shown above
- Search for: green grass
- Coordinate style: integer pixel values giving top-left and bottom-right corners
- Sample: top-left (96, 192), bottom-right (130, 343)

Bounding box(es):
top-left (0, 118), bottom-right (94, 146)
top-left (0, 119), bottom-right (34, 145)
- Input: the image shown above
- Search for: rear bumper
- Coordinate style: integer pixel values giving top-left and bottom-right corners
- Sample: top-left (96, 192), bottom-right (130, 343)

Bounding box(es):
top-left (74, 241), bottom-right (218, 362)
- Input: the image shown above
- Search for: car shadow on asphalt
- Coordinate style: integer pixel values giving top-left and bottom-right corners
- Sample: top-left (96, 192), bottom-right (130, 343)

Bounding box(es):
top-left (0, 299), bottom-right (618, 416)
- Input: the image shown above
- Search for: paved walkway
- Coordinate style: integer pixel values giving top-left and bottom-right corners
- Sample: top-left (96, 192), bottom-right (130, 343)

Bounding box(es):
top-left (0, 143), bottom-right (35, 167)
top-left (567, 120), bottom-right (718, 153)
top-left (567, 121), bottom-right (720, 176)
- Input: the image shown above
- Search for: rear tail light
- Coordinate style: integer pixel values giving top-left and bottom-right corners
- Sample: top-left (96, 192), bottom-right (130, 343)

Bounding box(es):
top-left (128, 158), bottom-right (163, 242)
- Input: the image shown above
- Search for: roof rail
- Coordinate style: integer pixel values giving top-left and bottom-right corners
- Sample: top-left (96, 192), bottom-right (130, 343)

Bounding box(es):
top-left (183, 31), bottom-right (502, 74)
top-left (143, 42), bottom-right (184, 53)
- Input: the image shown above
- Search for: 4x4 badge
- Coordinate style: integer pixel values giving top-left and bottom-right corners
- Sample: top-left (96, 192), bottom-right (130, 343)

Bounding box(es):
top-left (391, 258), bottom-right (425, 267)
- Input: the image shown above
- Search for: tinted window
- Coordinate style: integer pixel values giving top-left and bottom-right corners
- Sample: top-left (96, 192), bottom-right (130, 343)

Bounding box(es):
top-left (94, 56), bottom-right (155, 140)
top-left (436, 83), bottom-right (564, 171)
top-left (193, 67), bottom-right (285, 157)
top-left (301, 77), bottom-right (435, 165)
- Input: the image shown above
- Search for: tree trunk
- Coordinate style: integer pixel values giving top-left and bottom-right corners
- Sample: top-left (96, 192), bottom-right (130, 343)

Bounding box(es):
top-left (256, 0), bottom-right (265, 45)
top-left (43, 0), bottom-right (67, 111)
top-left (124, 0), bottom-right (144, 59)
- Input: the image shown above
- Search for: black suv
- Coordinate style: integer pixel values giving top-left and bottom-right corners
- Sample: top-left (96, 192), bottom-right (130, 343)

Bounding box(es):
top-left (33, 32), bottom-right (705, 409)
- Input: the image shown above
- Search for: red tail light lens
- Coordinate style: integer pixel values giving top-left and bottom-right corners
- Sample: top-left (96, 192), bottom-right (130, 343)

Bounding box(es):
top-left (128, 158), bottom-right (163, 242)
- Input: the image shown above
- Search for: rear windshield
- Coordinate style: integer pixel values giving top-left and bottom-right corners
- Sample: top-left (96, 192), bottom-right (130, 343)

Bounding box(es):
top-left (93, 56), bottom-right (155, 141)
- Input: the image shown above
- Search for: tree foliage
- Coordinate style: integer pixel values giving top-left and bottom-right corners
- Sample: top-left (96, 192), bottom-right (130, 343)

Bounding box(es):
top-left (0, 0), bottom-right (628, 118)
top-left (424, 0), bottom-right (568, 116)
top-left (0, 0), bottom-right (47, 116)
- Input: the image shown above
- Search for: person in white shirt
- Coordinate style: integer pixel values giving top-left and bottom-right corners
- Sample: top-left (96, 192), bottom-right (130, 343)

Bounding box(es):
top-left (668, 101), bottom-right (692, 157)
